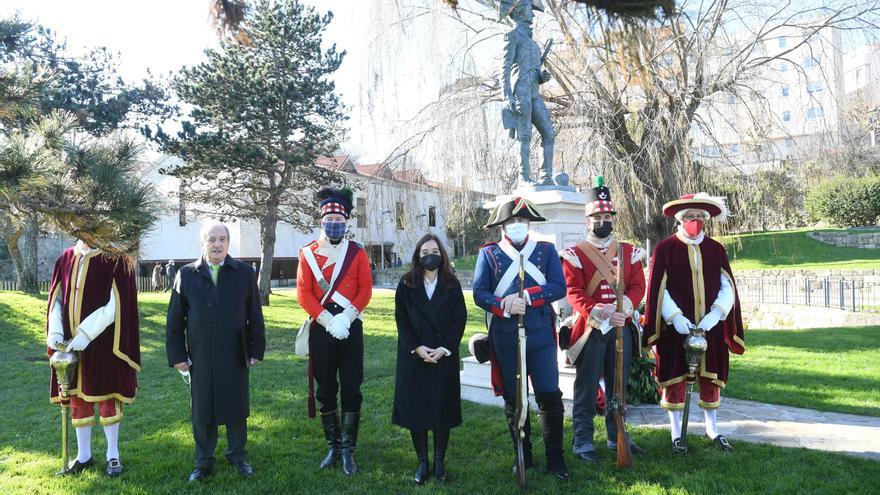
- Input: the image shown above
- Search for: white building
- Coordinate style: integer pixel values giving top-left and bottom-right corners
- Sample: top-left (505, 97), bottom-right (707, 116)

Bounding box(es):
top-left (136, 154), bottom-right (460, 277)
top-left (692, 25), bottom-right (845, 172)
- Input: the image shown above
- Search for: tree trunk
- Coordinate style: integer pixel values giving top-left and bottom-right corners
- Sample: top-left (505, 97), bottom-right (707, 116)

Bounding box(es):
top-left (20, 218), bottom-right (39, 293)
top-left (6, 219), bottom-right (39, 294)
top-left (258, 202), bottom-right (279, 306)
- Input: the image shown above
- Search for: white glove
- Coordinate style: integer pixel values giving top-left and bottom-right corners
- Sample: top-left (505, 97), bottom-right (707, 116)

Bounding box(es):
top-left (46, 333), bottom-right (64, 351)
top-left (671, 314), bottom-right (692, 335)
top-left (328, 315), bottom-right (350, 340)
top-left (698, 307), bottom-right (725, 332)
top-left (67, 332), bottom-right (91, 352)
top-left (342, 305), bottom-right (359, 324)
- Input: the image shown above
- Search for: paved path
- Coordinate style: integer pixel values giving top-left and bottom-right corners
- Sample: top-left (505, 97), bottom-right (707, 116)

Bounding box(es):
top-left (625, 395), bottom-right (880, 460)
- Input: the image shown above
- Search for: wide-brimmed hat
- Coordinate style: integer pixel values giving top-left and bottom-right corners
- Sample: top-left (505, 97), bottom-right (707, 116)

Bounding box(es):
top-left (662, 193), bottom-right (729, 221)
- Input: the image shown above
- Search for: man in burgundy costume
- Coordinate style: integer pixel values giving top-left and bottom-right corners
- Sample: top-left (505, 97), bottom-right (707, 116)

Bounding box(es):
top-left (46, 239), bottom-right (140, 476)
top-left (643, 194), bottom-right (744, 453)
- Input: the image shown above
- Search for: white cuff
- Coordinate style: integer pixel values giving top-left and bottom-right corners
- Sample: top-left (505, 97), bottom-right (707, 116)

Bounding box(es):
top-left (342, 305), bottom-right (359, 323)
top-left (48, 297), bottom-right (65, 340)
top-left (317, 310), bottom-right (334, 328)
top-left (437, 347), bottom-right (451, 357)
top-left (661, 289), bottom-right (684, 324)
top-left (712, 273), bottom-right (735, 318)
top-left (76, 287), bottom-right (116, 341)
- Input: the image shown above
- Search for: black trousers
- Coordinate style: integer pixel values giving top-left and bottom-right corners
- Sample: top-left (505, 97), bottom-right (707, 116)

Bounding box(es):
top-left (311, 306), bottom-right (364, 414)
top-left (193, 419), bottom-right (247, 469)
top-left (571, 327), bottom-right (633, 454)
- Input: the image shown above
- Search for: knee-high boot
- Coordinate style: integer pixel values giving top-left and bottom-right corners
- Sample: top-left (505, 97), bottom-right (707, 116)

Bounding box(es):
top-left (433, 428), bottom-right (449, 483)
top-left (319, 410), bottom-right (341, 469)
top-left (536, 391), bottom-right (571, 481)
top-left (341, 412), bottom-right (360, 475)
top-left (410, 430), bottom-right (429, 485)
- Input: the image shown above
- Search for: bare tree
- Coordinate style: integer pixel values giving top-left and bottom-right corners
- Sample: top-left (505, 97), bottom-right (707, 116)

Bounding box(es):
top-left (364, 0), bottom-right (880, 244)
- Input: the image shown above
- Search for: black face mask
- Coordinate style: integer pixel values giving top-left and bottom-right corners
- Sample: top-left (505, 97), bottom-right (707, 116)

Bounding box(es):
top-left (420, 254), bottom-right (442, 271)
top-left (592, 220), bottom-right (613, 238)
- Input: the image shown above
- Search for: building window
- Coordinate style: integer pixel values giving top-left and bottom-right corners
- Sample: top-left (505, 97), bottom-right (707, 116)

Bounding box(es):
top-left (781, 85), bottom-right (789, 97)
top-left (778, 36), bottom-right (787, 48)
top-left (779, 61), bottom-right (789, 72)
top-left (727, 94), bottom-right (736, 104)
top-left (782, 111), bottom-right (791, 122)
top-left (356, 197), bottom-right (366, 228)
top-left (785, 137), bottom-right (794, 150)
top-left (806, 81), bottom-right (823, 94)
top-left (804, 56), bottom-right (820, 68)
top-left (806, 107), bottom-right (824, 120)
top-left (395, 201), bottom-right (404, 230)
top-left (428, 206), bottom-right (436, 227)
top-left (730, 144), bottom-right (740, 154)
top-left (702, 146), bottom-right (719, 157)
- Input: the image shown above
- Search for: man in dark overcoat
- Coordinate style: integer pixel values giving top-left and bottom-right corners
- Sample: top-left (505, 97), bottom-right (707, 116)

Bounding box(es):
top-left (166, 222), bottom-right (266, 482)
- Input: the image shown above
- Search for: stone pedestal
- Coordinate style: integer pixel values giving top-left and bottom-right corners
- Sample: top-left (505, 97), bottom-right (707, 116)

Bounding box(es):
top-left (486, 184), bottom-right (587, 252)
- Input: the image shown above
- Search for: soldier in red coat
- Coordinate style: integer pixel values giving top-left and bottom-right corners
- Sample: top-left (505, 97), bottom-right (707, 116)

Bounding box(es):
top-left (46, 240), bottom-right (140, 477)
top-left (560, 177), bottom-right (647, 462)
top-left (297, 188), bottom-right (372, 475)
top-left (643, 193), bottom-right (745, 453)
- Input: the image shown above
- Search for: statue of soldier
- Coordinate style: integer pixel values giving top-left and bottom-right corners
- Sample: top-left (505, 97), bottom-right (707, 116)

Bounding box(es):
top-left (500, 0), bottom-right (555, 186)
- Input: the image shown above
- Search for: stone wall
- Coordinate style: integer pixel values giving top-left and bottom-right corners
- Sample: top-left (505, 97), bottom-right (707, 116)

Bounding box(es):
top-left (807, 231), bottom-right (880, 249)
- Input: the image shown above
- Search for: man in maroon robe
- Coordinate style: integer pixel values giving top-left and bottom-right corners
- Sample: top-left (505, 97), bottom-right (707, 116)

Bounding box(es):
top-left (46, 239), bottom-right (140, 476)
top-left (643, 194), bottom-right (744, 453)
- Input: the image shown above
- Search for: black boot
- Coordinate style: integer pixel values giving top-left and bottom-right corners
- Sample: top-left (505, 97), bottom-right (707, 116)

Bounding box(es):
top-left (433, 428), bottom-right (449, 483)
top-left (319, 411), bottom-right (341, 469)
top-left (341, 412), bottom-right (360, 475)
top-left (504, 400), bottom-right (533, 471)
top-left (410, 430), bottom-right (430, 485)
top-left (536, 391), bottom-right (571, 481)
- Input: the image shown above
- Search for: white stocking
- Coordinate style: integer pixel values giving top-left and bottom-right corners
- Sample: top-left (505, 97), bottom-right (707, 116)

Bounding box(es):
top-left (75, 426), bottom-right (92, 463)
top-left (704, 408), bottom-right (719, 440)
top-left (668, 410), bottom-right (683, 441)
top-left (103, 422), bottom-right (120, 461)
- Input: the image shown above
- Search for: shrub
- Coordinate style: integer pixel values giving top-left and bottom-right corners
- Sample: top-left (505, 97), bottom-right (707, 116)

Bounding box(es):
top-left (805, 176), bottom-right (880, 227)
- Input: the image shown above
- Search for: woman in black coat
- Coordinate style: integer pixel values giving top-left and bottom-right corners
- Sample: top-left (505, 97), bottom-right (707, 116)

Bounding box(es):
top-left (392, 233), bottom-right (467, 485)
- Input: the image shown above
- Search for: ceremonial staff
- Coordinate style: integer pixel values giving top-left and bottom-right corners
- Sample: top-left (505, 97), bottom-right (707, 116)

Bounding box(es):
top-left (49, 340), bottom-right (79, 475)
top-left (513, 253), bottom-right (528, 488)
top-left (612, 263), bottom-right (633, 468)
top-left (680, 325), bottom-right (708, 453)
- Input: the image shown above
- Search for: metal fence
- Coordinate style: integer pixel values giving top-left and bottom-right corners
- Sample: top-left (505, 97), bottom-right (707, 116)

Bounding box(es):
top-left (737, 277), bottom-right (880, 313)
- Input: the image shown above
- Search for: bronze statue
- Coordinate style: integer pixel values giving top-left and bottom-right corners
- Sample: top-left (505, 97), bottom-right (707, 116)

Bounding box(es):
top-left (500, 0), bottom-right (556, 186)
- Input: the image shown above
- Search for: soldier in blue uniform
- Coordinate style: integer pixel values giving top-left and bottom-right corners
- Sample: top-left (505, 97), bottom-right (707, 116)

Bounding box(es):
top-left (472, 196), bottom-right (570, 481)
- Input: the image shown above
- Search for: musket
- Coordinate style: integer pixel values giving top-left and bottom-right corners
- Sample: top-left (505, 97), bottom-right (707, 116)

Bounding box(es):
top-left (612, 264), bottom-right (634, 469)
top-left (513, 253), bottom-right (528, 488)
top-left (680, 324), bottom-right (708, 453)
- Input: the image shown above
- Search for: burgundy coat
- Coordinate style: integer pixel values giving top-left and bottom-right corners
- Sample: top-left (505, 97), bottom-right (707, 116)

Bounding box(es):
top-left (47, 248), bottom-right (140, 404)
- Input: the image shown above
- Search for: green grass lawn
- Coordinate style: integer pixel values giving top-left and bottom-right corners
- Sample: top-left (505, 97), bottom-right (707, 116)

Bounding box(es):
top-left (720, 228), bottom-right (880, 271)
top-left (724, 327), bottom-right (880, 416)
top-left (1, 290), bottom-right (878, 494)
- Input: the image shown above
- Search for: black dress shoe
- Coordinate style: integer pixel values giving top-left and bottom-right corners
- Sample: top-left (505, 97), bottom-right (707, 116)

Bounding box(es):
top-left (106, 458), bottom-right (123, 477)
top-left (187, 467), bottom-right (211, 482)
top-left (671, 438), bottom-right (687, 454)
top-left (547, 466), bottom-right (571, 482)
top-left (575, 451), bottom-right (599, 463)
top-left (414, 459), bottom-right (430, 485)
top-left (233, 461), bottom-right (254, 478)
top-left (60, 458), bottom-right (94, 476)
top-left (713, 435), bottom-right (734, 452)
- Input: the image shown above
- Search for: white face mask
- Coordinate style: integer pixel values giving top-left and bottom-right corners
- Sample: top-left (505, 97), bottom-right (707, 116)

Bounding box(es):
top-left (504, 223), bottom-right (529, 244)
